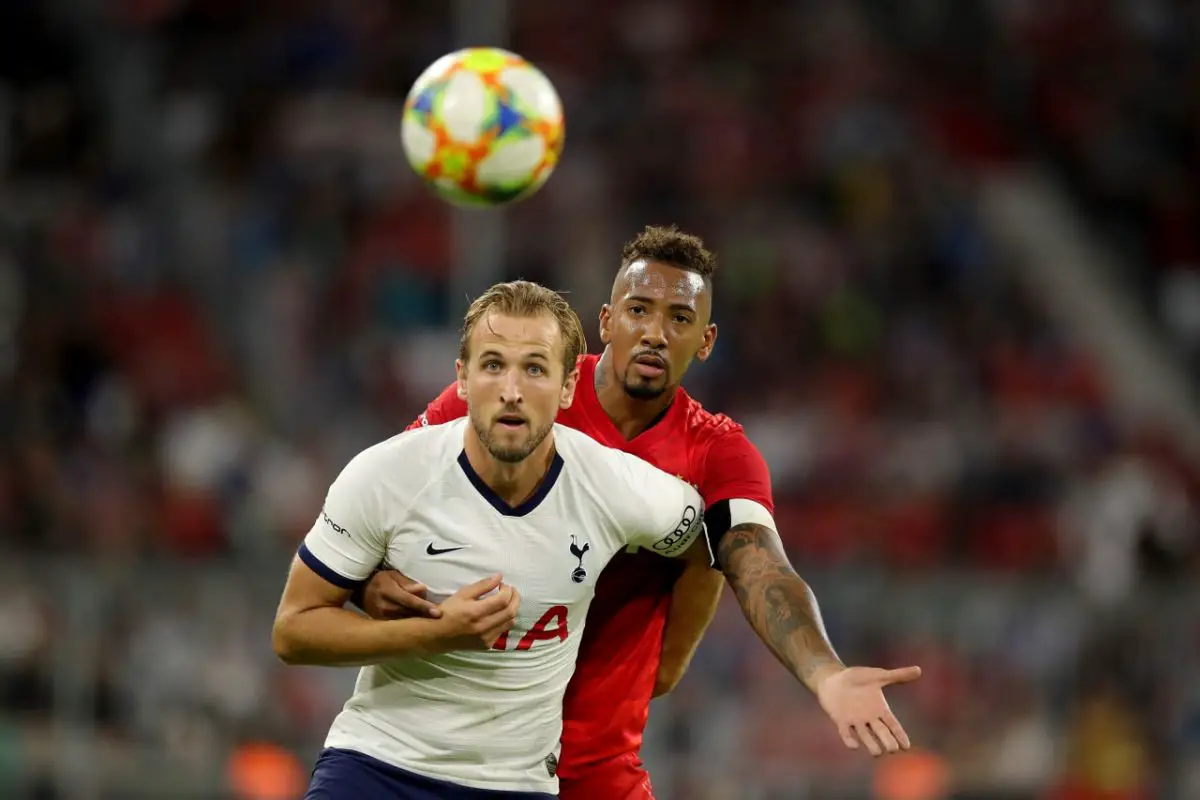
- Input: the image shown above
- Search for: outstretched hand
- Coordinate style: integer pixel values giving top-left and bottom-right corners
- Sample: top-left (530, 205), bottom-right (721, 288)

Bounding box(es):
top-left (815, 665), bottom-right (922, 757)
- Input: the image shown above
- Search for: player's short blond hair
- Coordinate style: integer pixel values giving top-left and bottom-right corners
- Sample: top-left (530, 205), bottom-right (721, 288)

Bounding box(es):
top-left (459, 281), bottom-right (586, 379)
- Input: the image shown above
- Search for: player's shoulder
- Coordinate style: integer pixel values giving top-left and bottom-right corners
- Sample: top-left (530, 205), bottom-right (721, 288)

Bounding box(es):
top-left (345, 418), bottom-right (465, 479)
top-left (554, 424), bottom-right (664, 485)
top-left (575, 352), bottom-right (600, 373)
top-left (673, 388), bottom-right (750, 444)
top-left (554, 423), bottom-right (622, 464)
top-left (554, 425), bottom-right (695, 538)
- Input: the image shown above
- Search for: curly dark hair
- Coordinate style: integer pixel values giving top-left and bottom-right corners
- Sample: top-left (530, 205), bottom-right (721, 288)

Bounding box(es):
top-left (619, 225), bottom-right (717, 280)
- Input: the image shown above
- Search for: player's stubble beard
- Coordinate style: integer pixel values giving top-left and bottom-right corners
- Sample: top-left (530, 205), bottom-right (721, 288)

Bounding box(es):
top-left (470, 408), bottom-right (555, 464)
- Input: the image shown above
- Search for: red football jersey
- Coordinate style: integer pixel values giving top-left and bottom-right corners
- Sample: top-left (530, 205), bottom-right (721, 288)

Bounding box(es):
top-left (406, 354), bottom-right (773, 776)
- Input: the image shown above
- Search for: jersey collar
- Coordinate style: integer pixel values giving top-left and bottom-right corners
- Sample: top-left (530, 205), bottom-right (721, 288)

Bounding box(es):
top-left (457, 449), bottom-right (564, 517)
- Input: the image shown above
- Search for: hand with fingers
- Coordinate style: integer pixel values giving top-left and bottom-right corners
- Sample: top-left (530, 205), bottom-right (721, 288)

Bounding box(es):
top-left (431, 574), bottom-right (521, 652)
top-left (815, 665), bottom-right (923, 757)
top-left (362, 569), bottom-right (443, 620)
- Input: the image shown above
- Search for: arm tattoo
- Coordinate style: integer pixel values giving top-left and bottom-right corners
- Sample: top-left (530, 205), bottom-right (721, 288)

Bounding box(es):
top-left (717, 523), bottom-right (843, 689)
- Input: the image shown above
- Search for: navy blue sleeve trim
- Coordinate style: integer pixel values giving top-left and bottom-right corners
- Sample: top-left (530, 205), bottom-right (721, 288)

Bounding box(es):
top-left (298, 543), bottom-right (366, 591)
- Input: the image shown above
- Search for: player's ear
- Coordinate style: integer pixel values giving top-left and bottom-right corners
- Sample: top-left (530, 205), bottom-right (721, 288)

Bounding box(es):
top-left (560, 366), bottom-right (579, 410)
top-left (598, 304), bottom-right (612, 345)
top-left (695, 323), bottom-right (717, 363)
top-left (455, 359), bottom-right (468, 401)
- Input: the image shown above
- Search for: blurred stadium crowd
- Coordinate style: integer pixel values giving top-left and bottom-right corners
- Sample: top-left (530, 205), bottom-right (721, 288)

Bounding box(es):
top-left (1, 1), bottom-right (1198, 798)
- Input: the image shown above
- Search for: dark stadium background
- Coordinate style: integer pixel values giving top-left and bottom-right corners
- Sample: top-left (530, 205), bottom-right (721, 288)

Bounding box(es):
top-left (1, 1), bottom-right (1198, 798)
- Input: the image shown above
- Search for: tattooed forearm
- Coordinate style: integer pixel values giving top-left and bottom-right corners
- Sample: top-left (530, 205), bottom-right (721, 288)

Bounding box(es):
top-left (718, 523), bottom-right (843, 691)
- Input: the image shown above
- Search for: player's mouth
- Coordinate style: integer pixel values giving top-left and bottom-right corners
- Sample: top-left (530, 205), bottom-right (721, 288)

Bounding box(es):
top-left (495, 414), bottom-right (527, 430)
top-left (631, 353), bottom-right (667, 378)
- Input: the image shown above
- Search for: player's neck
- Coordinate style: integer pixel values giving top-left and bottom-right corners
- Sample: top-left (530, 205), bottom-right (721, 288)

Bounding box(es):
top-left (462, 428), bottom-right (559, 509)
top-left (594, 348), bottom-right (676, 441)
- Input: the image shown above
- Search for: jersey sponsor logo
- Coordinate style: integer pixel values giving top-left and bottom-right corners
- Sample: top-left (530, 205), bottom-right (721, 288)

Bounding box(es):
top-left (321, 509), bottom-right (349, 537)
top-left (653, 504), bottom-right (701, 552)
top-left (426, 543), bottom-right (467, 555)
top-left (569, 535), bottom-right (591, 583)
top-left (490, 605), bottom-right (569, 651)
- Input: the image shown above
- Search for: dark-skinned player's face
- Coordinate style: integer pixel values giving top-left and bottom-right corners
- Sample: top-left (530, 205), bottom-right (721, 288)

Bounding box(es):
top-left (599, 260), bottom-right (717, 400)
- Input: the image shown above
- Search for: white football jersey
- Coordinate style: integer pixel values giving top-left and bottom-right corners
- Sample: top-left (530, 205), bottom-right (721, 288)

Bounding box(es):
top-left (299, 418), bottom-right (705, 794)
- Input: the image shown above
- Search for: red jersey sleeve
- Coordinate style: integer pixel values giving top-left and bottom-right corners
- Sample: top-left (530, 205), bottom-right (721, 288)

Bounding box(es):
top-left (699, 429), bottom-right (774, 513)
top-left (404, 382), bottom-right (468, 431)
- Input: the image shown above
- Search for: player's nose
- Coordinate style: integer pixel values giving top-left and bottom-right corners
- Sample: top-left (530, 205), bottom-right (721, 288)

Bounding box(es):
top-left (640, 314), bottom-right (667, 348)
top-left (499, 371), bottom-right (523, 404)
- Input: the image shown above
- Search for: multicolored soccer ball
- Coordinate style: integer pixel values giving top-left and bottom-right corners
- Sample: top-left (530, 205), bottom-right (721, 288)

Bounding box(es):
top-left (401, 48), bottom-right (565, 208)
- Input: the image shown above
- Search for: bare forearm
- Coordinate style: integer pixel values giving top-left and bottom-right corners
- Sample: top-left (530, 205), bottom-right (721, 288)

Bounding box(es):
top-left (656, 562), bottom-right (724, 696)
top-left (717, 523), bottom-right (844, 692)
top-left (273, 606), bottom-right (441, 666)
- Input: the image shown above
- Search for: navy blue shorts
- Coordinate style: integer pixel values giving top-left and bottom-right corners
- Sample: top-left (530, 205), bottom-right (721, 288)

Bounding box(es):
top-left (304, 748), bottom-right (557, 800)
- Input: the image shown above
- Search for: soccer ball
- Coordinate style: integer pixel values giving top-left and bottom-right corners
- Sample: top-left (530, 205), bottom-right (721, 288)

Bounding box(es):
top-left (401, 48), bottom-right (565, 208)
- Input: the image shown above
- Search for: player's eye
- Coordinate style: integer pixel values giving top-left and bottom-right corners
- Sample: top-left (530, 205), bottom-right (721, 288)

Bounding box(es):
top-left (527, 364), bottom-right (545, 377)
top-left (629, 305), bottom-right (646, 315)
top-left (483, 360), bottom-right (503, 372)
top-left (673, 314), bottom-right (691, 324)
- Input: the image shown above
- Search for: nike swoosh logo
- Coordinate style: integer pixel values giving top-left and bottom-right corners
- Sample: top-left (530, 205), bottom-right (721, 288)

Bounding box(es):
top-left (426, 543), bottom-right (467, 556)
